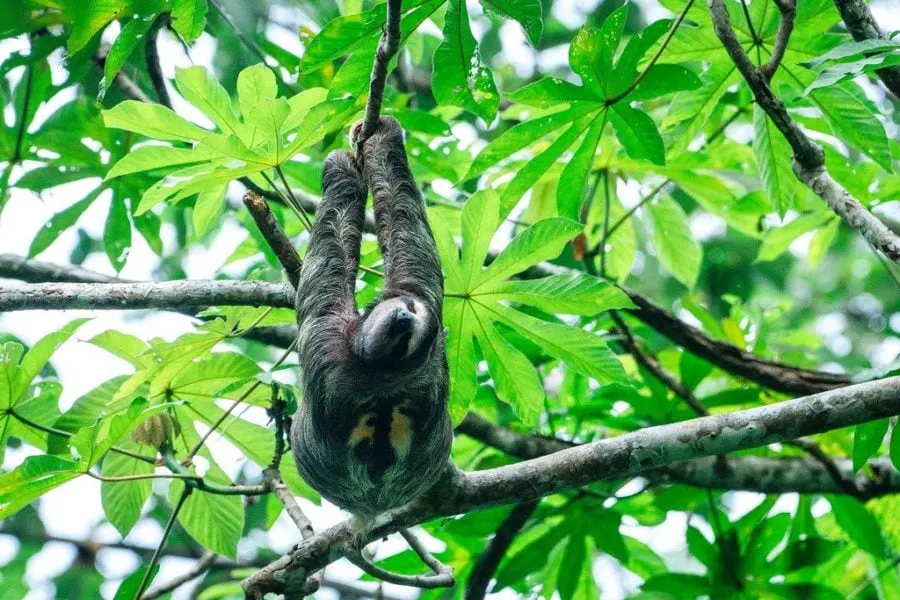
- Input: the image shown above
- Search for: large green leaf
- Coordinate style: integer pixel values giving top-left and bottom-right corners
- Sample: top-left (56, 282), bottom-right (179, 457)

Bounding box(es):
top-left (481, 0), bottom-right (542, 46)
top-left (101, 441), bottom-right (153, 538)
top-left (853, 418), bottom-right (889, 472)
top-left (103, 100), bottom-right (211, 142)
top-left (648, 196), bottom-right (701, 288)
top-left (432, 0), bottom-right (499, 123)
top-left (828, 496), bottom-right (888, 558)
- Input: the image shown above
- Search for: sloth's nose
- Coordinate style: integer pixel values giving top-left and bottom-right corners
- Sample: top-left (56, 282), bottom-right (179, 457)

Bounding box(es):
top-left (390, 308), bottom-right (414, 334)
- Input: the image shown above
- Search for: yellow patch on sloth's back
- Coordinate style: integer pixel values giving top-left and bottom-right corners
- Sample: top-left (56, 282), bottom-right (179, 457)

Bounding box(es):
top-left (389, 407), bottom-right (412, 458)
top-left (348, 412), bottom-right (376, 447)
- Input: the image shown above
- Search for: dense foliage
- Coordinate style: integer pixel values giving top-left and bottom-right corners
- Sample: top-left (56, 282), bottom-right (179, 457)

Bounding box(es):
top-left (0, 0), bottom-right (899, 599)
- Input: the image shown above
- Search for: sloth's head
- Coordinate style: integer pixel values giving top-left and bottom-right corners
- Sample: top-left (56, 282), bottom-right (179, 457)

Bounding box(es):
top-left (353, 295), bottom-right (433, 365)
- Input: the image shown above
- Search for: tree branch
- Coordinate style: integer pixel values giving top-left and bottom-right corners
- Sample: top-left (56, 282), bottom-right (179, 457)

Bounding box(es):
top-left (761, 0), bottom-right (795, 80)
top-left (141, 551), bottom-right (216, 600)
top-left (832, 0), bottom-right (900, 98)
top-left (0, 253), bottom-right (855, 396)
top-left (0, 280), bottom-right (293, 311)
top-left (620, 286), bottom-right (851, 395)
top-left (466, 500), bottom-right (538, 600)
top-left (358, 0), bottom-right (403, 144)
top-left (457, 413), bottom-right (900, 499)
top-left (707, 0), bottom-right (900, 263)
top-left (242, 377), bottom-right (900, 597)
top-left (243, 191), bottom-right (303, 288)
top-left (145, 14), bottom-right (172, 109)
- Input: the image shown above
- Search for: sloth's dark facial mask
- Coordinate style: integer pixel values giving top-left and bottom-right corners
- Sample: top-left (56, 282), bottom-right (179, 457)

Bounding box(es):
top-left (353, 295), bottom-right (430, 363)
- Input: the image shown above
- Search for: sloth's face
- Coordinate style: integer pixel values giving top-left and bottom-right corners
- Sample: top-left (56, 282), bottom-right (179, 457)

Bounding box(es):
top-left (353, 295), bottom-right (431, 364)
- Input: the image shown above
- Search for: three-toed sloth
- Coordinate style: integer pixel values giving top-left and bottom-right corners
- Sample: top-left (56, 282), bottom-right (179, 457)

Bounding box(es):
top-left (291, 117), bottom-right (452, 518)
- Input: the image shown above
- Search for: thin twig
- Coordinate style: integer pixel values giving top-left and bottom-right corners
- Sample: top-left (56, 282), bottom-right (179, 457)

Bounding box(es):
top-left (605, 0), bottom-right (696, 105)
top-left (145, 14), bottom-right (172, 108)
top-left (357, 0), bottom-right (403, 145)
top-left (466, 501), bottom-right (538, 600)
top-left (761, 0), bottom-right (796, 80)
top-left (141, 551), bottom-right (217, 600)
top-left (610, 311), bottom-right (710, 417)
top-left (344, 548), bottom-right (455, 589)
top-left (243, 191), bottom-right (303, 288)
top-left (135, 485), bottom-right (193, 599)
top-left (398, 529), bottom-right (453, 578)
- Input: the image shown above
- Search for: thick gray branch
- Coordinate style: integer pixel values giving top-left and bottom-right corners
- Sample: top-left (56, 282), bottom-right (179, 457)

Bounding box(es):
top-left (242, 377), bottom-right (900, 597)
top-left (457, 414), bottom-right (900, 499)
top-left (708, 0), bottom-right (900, 263)
top-left (832, 0), bottom-right (900, 97)
top-left (0, 281), bottom-right (293, 311)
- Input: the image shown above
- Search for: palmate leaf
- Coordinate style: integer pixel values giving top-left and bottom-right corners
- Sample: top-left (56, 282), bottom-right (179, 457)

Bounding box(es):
top-left (434, 190), bottom-right (631, 423)
top-left (469, 5), bottom-right (698, 218)
top-left (103, 65), bottom-right (350, 216)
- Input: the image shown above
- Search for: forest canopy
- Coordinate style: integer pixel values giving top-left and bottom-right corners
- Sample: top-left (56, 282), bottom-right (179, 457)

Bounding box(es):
top-left (0, 0), bottom-right (899, 599)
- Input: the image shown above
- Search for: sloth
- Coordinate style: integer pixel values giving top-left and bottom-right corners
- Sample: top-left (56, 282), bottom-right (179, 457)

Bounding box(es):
top-left (290, 117), bottom-right (452, 520)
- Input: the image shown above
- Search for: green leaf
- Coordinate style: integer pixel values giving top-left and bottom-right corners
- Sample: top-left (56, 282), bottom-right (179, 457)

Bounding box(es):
top-left (805, 38), bottom-right (900, 68)
top-left (648, 196), bottom-right (701, 288)
top-left (444, 297), bottom-right (478, 421)
top-left (14, 319), bottom-right (90, 403)
top-left (505, 77), bottom-right (595, 108)
top-left (570, 5), bottom-right (627, 97)
top-left (557, 115), bottom-right (606, 221)
top-left (170, 0), bottom-right (208, 42)
top-left (478, 217), bottom-right (582, 288)
top-left (101, 443), bottom-right (153, 537)
top-left (626, 64), bottom-right (701, 102)
top-left (171, 483), bottom-right (244, 558)
top-left (466, 104), bottom-right (598, 179)
top-left (609, 19), bottom-right (671, 96)
top-left (114, 565), bottom-right (159, 600)
top-left (609, 104), bottom-right (665, 165)
top-left (810, 85), bottom-right (893, 172)
top-left (192, 183), bottom-right (227, 235)
top-left (427, 208), bottom-right (464, 291)
top-left (432, 0), bottom-right (499, 123)
top-left (106, 144), bottom-right (218, 180)
top-left (490, 303), bottom-right (626, 385)
top-left (807, 217), bottom-right (839, 266)
top-left (481, 0), bottom-right (542, 45)
top-left (499, 116), bottom-right (594, 214)
top-left (0, 455), bottom-right (79, 519)
top-left (174, 66), bottom-right (241, 134)
top-left (283, 88), bottom-right (329, 132)
top-left (753, 105), bottom-right (801, 214)
top-left (103, 100), bottom-right (211, 142)
top-left (480, 274), bottom-right (635, 315)
top-left (891, 423), bottom-right (900, 471)
top-left (104, 196), bottom-right (131, 272)
top-left (237, 64), bottom-right (278, 121)
top-left (756, 212), bottom-right (834, 263)
top-left (460, 189), bottom-right (500, 290)
top-left (471, 310), bottom-right (543, 425)
top-left (0, 342), bottom-right (25, 410)
top-left (28, 190), bottom-right (101, 258)
top-left (828, 495), bottom-right (888, 557)
top-left (853, 418), bottom-right (889, 471)
top-left (100, 15), bottom-right (155, 101)
top-left (299, 0), bottom-right (388, 73)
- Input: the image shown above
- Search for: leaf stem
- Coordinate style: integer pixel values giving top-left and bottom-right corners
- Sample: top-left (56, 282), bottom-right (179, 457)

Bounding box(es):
top-left (135, 485), bottom-right (192, 599)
